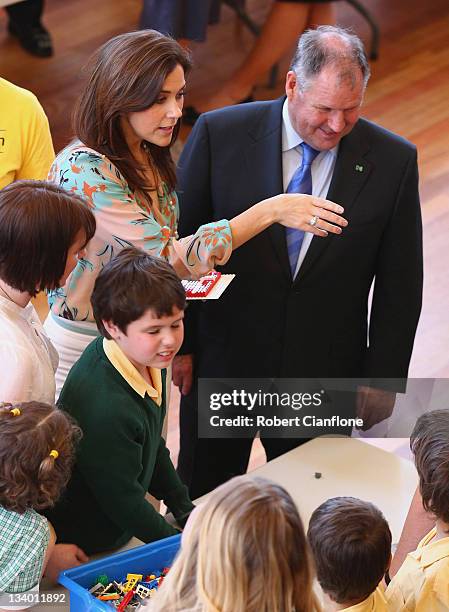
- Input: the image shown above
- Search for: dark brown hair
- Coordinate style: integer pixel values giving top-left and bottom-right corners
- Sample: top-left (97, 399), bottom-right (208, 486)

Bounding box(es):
top-left (308, 497), bottom-right (391, 604)
top-left (92, 246), bottom-right (186, 338)
top-left (73, 29), bottom-right (192, 196)
top-left (0, 180), bottom-right (96, 296)
top-left (0, 402), bottom-right (82, 513)
top-left (411, 409), bottom-right (449, 524)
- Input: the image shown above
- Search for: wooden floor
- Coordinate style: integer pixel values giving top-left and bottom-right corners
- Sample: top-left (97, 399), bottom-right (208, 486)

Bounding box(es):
top-left (2, 0), bottom-right (448, 466)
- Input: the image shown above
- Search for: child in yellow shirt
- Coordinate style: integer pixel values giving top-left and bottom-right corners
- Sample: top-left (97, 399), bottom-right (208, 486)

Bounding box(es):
top-left (386, 410), bottom-right (449, 611)
top-left (308, 496), bottom-right (392, 611)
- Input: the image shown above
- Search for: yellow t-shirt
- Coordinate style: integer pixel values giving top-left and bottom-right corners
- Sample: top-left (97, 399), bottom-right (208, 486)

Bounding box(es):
top-left (386, 527), bottom-right (449, 611)
top-left (0, 77), bottom-right (54, 189)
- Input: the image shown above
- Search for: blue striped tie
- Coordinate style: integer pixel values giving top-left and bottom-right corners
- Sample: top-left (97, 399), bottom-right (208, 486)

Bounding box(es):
top-left (286, 142), bottom-right (320, 276)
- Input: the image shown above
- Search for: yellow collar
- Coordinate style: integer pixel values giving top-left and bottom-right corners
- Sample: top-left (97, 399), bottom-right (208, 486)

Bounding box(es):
top-left (103, 338), bottom-right (162, 405)
top-left (410, 527), bottom-right (449, 568)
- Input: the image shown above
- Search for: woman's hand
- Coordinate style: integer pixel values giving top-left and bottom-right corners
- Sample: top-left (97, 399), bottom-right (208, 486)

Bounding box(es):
top-left (229, 193), bottom-right (347, 251)
top-left (270, 193), bottom-right (348, 236)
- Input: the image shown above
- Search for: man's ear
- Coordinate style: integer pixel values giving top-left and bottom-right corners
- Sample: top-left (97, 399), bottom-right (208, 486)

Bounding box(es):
top-left (285, 70), bottom-right (297, 100)
top-left (103, 319), bottom-right (122, 340)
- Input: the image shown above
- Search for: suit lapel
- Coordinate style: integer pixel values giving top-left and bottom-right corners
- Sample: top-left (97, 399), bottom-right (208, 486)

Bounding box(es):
top-left (295, 120), bottom-right (373, 283)
top-left (244, 98), bottom-right (291, 280)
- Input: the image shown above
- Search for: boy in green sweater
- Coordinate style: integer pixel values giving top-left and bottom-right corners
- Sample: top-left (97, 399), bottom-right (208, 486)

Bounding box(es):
top-left (45, 247), bottom-right (194, 554)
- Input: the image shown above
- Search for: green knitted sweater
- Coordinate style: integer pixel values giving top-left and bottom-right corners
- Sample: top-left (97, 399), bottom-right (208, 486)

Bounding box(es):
top-left (45, 338), bottom-right (193, 554)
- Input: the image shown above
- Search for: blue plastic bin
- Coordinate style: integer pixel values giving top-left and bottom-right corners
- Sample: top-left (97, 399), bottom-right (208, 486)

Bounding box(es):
top-left (58, 534), bottom-right (181, 611)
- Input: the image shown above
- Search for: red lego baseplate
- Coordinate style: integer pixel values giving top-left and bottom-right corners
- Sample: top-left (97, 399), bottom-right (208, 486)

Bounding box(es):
top-left (182, 270), bottom-right (221, 298)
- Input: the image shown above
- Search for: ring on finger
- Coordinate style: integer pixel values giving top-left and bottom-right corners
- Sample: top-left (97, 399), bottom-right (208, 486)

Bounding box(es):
top-left (309, 215), bottom-right (319, 227)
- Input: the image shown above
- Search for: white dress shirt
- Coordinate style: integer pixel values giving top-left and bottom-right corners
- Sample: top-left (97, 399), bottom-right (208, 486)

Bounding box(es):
top-left (282, 99), bottom-right (338, 277)
top-left (0, 294), bottom-right (58, 403)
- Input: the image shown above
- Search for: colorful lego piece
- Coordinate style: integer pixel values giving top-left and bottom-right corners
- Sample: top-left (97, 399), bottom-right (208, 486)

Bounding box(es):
top-left (96, 574), bottom-right (109, 586)
top-left (98, 593), bottom-right (120, 601)
top-left (122, 575), bottom-right (141, 592)
top-left (89, 582), bottom-right (105, 596)
top-left (182, 270), bottom-right (221, 298)
top-left (116, 588), bottom-right (135, 611)
top-left (135, 584), bottom-right (152, 599)
top-left (90, 565), bottom-right (170, 609)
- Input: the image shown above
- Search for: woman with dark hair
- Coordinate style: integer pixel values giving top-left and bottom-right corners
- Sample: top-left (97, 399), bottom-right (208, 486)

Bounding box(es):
top-left (0, 180), bottom-right (95, 404)
top-left (44, 29), bottom-right (347, 393)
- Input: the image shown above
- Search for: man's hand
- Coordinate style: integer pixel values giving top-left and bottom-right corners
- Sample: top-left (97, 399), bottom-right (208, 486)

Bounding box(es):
top-left (356, 385), bottom-right (396, 431)
top-left (172, 354), bottom-right (194, 396)
top-left (44, 544), bottom-right (89, 584)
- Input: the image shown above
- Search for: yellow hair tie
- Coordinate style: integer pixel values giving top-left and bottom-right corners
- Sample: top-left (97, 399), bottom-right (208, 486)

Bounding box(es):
top-left (10, 408), bottom-right (21, 416)
top-left (49, 450), bottom-right (59, 460)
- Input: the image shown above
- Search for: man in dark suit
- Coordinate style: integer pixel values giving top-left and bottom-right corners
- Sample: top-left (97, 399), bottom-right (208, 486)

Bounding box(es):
top-left (174, 26), bottom-right (423, 498)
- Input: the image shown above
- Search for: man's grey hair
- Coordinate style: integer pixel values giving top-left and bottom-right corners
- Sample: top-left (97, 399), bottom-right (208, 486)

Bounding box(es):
top-left (290, 25), bottom-right (371, 90)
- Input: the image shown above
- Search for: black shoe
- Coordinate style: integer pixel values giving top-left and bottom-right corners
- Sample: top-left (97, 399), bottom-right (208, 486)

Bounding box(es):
top-left (8, 21), bottom-right (53, 58)
top-left (183, 95), bottom-right (254, 126)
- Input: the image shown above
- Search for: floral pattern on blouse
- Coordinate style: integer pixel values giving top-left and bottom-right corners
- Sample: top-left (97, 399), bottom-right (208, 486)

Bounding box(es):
top-left (48, 142), bottom-right (232, 322)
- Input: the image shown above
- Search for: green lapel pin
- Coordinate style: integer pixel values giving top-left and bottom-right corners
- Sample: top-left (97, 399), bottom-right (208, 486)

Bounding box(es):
top-left (355, 164), bottom-right (364, 172)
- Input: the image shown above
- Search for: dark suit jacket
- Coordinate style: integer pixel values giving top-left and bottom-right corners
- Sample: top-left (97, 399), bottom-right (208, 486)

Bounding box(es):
top-left (177, 98), bottom-right (423, 388)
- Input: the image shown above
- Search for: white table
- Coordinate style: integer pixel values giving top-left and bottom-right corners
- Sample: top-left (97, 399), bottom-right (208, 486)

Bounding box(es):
top-left (34, 437), bottom-right (418, 610)
top-left (247, 436), bottom-right (418, 543)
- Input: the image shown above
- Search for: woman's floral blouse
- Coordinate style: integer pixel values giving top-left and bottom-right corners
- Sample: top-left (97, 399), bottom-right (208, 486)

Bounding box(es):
top-left (48, 142), bottom-right (232, 322)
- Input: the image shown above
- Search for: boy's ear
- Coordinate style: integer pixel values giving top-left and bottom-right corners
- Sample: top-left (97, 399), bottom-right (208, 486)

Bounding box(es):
top-left (103, 319), bottom-right (122, 340)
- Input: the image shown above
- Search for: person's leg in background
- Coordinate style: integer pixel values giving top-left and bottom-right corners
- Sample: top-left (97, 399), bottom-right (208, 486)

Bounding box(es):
top-left (5, 0), bottom-right (53, 57)
top-left (261, 387), bottom-right (355, 461)
top-left (263, 437), bottom-right (312, 461)
top-left (177, 386), bottom-right (254, 499)
top-left (189, 1), bottom-right (336, 115)
top-left (139, 0), bottom-right (180, 37)
top-left (139, 0), bottom-right (216, 48)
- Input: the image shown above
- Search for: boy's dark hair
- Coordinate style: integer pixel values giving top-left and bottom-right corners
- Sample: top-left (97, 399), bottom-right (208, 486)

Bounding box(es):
top-left (0, 402), bottom-right (82, 513)
top-left (91, 247), bottom-right (186, 338)
top-left (0, 180), bottom-right (96, 296)
top-left (410, 409), bottom-right (449, 524)
top-left (307, 497), bottom-right (391, 604)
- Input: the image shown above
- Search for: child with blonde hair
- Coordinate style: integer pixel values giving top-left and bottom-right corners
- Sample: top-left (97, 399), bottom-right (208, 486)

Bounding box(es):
top-left (151, 475), bottom-right (321, 612)
top-left (0, 402), bottom-right (81, 610)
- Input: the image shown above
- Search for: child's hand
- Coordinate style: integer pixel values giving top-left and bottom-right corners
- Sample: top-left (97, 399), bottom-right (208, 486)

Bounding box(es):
top-left (44, 543), bottom-right (89, 584)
